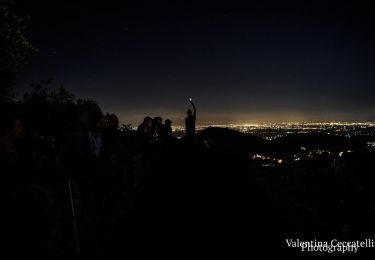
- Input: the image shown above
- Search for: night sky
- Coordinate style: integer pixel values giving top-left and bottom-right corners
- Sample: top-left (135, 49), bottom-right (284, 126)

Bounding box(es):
top-left (16, 0), bottom-right (375, 125)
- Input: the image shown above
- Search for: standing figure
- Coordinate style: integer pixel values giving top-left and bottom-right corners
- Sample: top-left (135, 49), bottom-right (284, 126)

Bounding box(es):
top-left (185, 98), bottom-right (196, 142)
top-left (137, 116), bottom-right (153, 147)
top-left (163, 119), bottom-right (174, 142)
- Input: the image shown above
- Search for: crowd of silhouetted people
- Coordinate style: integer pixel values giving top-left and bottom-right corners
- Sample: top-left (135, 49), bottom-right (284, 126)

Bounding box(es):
top-left (1, 99), bottom-right (197, 256)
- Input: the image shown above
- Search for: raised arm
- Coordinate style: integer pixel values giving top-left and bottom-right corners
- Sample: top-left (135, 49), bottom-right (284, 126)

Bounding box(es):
top-left (190, 100), bottom-right (196, 115)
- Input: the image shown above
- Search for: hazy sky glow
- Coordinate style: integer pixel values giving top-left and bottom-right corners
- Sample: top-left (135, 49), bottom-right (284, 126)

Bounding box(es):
top-left (16, 0), bottom-right (375, 125)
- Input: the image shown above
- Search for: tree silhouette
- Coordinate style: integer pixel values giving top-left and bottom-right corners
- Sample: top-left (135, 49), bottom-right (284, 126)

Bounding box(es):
top-left (22, 80), bottom-right (78, 135)
top-left (0, 0), bottom-right (36, 102)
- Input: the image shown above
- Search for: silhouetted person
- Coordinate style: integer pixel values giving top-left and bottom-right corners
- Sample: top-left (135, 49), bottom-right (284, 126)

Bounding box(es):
top-left (151, 116), bottom-right (163, 143)
top-left (103, 113), bottom-right (121, 157)
top-left (102, 113), bottom-right (122, 165)
top-left (163, 119), bottom-right (174, 142)
top-left (137, 116), bottom-right (153, 147)
top-left (88, 114), bottom-right (109, 214)
top-left (185, 98), bottom-right (196, 142)
top-left (107, 113), bottom-right (119, 129)
top-left (89, 114), bottom-right (106, 159)
top-left (102, 113), bottom-right (123, 211)
top-left (60, 107), bottom-right (93, 211)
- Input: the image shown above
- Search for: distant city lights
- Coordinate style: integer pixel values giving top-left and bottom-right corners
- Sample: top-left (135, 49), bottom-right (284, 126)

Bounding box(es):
top-left (169, 121), bottom-right (375, 140)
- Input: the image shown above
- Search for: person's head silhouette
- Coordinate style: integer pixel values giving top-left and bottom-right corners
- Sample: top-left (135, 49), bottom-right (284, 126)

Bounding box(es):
top-left (165, 119), bottom-right (172, 126)
top-left (143, 116), bottom-right (152, 127)
top-left (187, 109), bottom-right (192, 116)
top-left (108, 114), bottom-right (119, 129)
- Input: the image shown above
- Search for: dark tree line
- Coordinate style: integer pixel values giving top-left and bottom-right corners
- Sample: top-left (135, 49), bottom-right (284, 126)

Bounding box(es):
top-left (0, 1), bottom-right (101, 137)
top-left (0, 0), bottom-right (36, 102)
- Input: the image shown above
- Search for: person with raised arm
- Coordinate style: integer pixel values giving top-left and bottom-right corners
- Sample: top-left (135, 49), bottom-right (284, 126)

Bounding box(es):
top-left (185, 98), bottom-right (196, 142)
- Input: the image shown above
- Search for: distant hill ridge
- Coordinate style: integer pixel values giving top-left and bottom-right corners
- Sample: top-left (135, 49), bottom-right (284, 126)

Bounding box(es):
top-left (196, 127), bottom-right (272, 155)
top-left (196, 127), bottom-right (367, 156)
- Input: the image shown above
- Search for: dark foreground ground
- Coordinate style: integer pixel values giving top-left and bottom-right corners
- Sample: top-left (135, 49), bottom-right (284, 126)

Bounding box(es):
top-left (104, 144), bottom-right (289, 259)
top-left (7, 130), bottom-right (375, 259)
